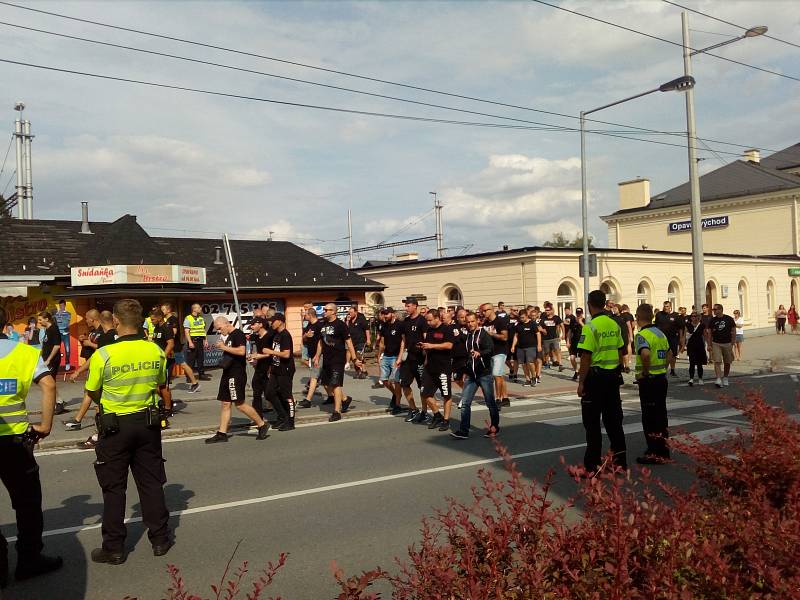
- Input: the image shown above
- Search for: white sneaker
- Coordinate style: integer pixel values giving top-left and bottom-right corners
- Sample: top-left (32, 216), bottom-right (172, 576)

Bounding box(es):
top-left (698, 378), bottom-right (704, 386)
top-left (722, 377), bottom-right (729, 387)
top-left (457, 400), bottom-right (463, 409)
top-left (715, 378), bottom-right (722, 388)
top-left (687, 379), bottom-right (694, 387)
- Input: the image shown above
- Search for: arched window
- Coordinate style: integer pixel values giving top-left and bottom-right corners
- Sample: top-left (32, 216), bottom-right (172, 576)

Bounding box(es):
top-left (792, 279), bottom-right (798, 306)
top-left (367, 292), bottom-right (385, 307)
top-left (556, 281), bottom-right (577, 317)
top-left (600, 281), bottom-right (618, 303)
top-left (440, 284), bottom-right (463, 308)
top-left (737, 280), bottom-right (748, 319)
top-left (705, 281), bottom-right (718, 308)
top-left (636, 281), bottom-right (652, 306)
top-left (667, 280), bottom-right (680, 308)
top-left (767, 280), bottom-right (775, 318)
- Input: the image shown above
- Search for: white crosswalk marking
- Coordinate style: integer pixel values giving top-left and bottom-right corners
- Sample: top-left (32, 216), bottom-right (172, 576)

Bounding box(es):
top-left (673, 426), bottom-right (739, 444)
top-left (791, 374), bottom-right (799, 382)
top-left (665, 399), bottom-right (717, 410)
top-left (692, 408), bottom-right (744, 419)
top-left (623, 418), bottom-right (692, 434)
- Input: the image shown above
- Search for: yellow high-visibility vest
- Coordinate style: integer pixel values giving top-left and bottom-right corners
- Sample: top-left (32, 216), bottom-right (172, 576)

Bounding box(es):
top-left (0, 343), bottom-right (38, 435)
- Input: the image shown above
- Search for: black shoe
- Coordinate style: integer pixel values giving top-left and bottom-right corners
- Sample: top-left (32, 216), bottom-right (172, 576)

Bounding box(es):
top-left (412, 411), bottom-right (428, 424)
top-left (483, 426), bottom-right (499, 438)
top-left (341, 396), bottom-right (353, 413)
top-left (256, 422), bottom-right (270, 440)
top-left (328, 411), bottom-right (341, 422)
top-left (278, 419), bottom-right (295, 431)
top-left (670, 370), bottom-right (677, 377)
top-left (391, 405), bottom-right (405, 415)
top-left (15, 553), bottom-right (64, 579)
top-left (438, 418), bottom-right (450, 432)
top-left (53, 402), bottom-right (67, 416)
top-left (90, 548), bottom-right (126, 565)
top-left (636, 454), bottom-right (672, 465)
top-left (298, 399), bottom-right (312, 409)
top-left (205, 431), bottom-right (228, 444)
top-left (404, 409), bottom-right (419, 423)
top-left (427, 413), bottom-right (443, 429)
top-left (450, 430), bottom-right (469, 440)
top-left (152, 540), bottom-right (175, 557)
top-left (199, 374), bottom-right (212, 381)
top-left (501, 398), bottom-right (511, 407)
top-left (571, 372), bottom-right (578, 381)
top-left (188, 383), bottom-right (200, 394)
top-left (323, 396), bottom-right (334, 405)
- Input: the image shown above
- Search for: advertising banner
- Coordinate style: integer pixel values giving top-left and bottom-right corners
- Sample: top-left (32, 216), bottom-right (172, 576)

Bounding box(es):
top-left (181, 299), bottom-right (285, 367)
top-left (71, 265), bottom-right (207, 286)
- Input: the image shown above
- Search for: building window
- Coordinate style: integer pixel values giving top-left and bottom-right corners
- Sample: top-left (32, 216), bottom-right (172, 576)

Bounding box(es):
top-left (667, 280), bottom-right (680, 308)
top-left (737, 280), bottom-right (748, 319)
top-left (556, 282), bottom-right (577, 317)
top-left (440, 285), bottom-right (463, 308)
top-left (767, 280), bottom-right (775, 317)
top-left (636, 281), bottom-right (651, 306)
top-left (600, 281), bottom-right (618, 303)
top-left (368, 292), bottom-right (385, 308)
top-left (792, 279), bottom-right (798, 306)
top-left (705, 281), bottom-right (718, 308)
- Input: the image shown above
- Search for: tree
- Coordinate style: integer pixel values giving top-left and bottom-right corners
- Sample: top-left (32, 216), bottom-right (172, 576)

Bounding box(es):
top-left (542, 231), bottom-right (594, 249)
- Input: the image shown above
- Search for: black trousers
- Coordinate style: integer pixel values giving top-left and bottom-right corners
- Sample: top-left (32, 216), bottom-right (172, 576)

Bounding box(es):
top-left (0, 440), bottom-right (44, 560)
top-left (186, 337), bottom-right (206, 375)
top-left (638, 376), bottom-right (670, 458)
top-left (94, 424), bottom-right (170, 553)
top-left (581, 370), bottom-right (627, 471)
top-left (266, 372), bottom-right (295, 423)
top-left (251, 369), bottom-right (269, 416)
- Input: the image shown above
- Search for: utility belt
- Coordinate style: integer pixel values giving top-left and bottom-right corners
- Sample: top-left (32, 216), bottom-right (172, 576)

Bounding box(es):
top-left (95, 406), bottom-right (161, 437)
top-left (637, 372), bottom-right (667, 380)
top-left (589, 365), bottom-right (622, 377)
top-left (0, 426), bottom-right (42, 450)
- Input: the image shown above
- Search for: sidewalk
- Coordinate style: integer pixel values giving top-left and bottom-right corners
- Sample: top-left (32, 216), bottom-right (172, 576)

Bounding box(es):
top-left (25, 332), bottom-right (800, 449)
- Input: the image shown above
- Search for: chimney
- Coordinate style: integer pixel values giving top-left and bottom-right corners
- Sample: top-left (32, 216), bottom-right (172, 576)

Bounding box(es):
top-left (213, 246), bottom-right (224, 264)
top-left (743, 148), bottom-right (760, 164)
top-left (618, 178), bottom-right (650, 211)
top-left (79, 201), bottom-right (93, 234)
top-left (395, 252), bottom-right (418, 262)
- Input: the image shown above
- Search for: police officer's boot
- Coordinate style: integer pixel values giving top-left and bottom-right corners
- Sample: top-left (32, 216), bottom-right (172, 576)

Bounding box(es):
top-left (15, 553), bottom-right (64, 580)
top-left (90, 547), bottom-right (126, 565)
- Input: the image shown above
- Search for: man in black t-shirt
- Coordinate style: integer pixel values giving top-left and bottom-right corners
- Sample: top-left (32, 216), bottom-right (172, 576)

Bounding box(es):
top-left (480, 303), bottom-right (510, 407)
top-left (449, 308), bottom-right (469, 391)
top-left (247, 316), bottom-right (272, 419)
top-left (345, 306), bottom-right (371, 379)
top-left (420, 310), bottom-right (454, 432)
top-left (506, 309), bottom-right (520, 383)
top-left (619, 304), bottom-right (635, 373)
top-left (539, 303), bottom-right (563, 372)
top-left (161, 302), bottom-right (199, 392)
top-left (314, 303), bottom-right (361, 422)
top-left (69, 309), bottom-right (100, 383)
top-left (706, 304), bottom-right (736, 388)
top-left (377, 308), bottom-right (404, 414)
top-left (38, 311), bottom-right (65, 415)
top-left (396, 297), bottom-right (428, 423)
top-left (206, 317), bottom-right (269, 443)
top-left (654, 301), bottom-right (685, 377)
top-left (300, 308), bottom-right (323, 408)
top-left (258, 314), bottom-right (296, 430)
top-left (510, 310), bottom-right (540, 386)
top-left (150, 310), bottom-right (175, 421)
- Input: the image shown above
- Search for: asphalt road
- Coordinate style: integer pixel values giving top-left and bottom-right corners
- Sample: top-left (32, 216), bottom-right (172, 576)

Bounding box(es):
top-left (2, 367), bottom-right (799, 600)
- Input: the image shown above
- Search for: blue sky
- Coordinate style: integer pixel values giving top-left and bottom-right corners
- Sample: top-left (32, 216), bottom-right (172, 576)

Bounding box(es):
top-left (1, 0), bottom-right (797, 265)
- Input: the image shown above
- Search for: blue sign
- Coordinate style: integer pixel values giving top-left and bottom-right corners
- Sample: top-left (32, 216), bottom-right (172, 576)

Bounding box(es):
top-left (0, 379), bottom-right (18, 395)
top-left (668, 215), bottom-right (729, 233)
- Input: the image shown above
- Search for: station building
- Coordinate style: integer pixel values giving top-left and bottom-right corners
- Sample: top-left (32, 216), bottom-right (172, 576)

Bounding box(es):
top-left (0, 209), bottom-right (383, 368)
top-left (357, 143), bottom-right (800, 333)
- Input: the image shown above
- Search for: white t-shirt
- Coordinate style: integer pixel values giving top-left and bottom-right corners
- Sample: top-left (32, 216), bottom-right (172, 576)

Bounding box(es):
top-left (734, 317), bottom-right (744, 336)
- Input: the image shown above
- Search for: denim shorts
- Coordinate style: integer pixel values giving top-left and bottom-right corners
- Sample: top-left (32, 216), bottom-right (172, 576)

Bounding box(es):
top-left (308, 356), bottom-right (322, 380)
top-left (735, 333), bottom-right (744, 343)
top-left (516, 346), bottom-right (537, 364)
top-left (174, 351), bottom-right (186, 365)
top-left (379, 355), bottom-right (400, 382)
top-left (491, 353), bottom-right (507, 376)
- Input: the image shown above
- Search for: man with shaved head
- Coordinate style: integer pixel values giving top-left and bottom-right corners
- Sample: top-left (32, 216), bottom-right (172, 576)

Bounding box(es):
top-left (68, 309), bottom-right (101, 383)
top-left (314, 303), bottom-right (361, 422)
top-left (206, 316), bottom-right (269, 443)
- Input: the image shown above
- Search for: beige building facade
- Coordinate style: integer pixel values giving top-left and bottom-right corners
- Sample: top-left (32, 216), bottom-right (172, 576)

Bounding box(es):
top-left (357, 143), bottom-right (800, 333)
top-left (357, 248), bottom-right (799, 332)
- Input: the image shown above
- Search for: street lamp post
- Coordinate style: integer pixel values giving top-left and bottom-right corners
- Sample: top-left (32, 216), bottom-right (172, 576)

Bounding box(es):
top-left (681, 12), bottom-right (767, 312)
top-left (580, 76), bottom-right (695, 313)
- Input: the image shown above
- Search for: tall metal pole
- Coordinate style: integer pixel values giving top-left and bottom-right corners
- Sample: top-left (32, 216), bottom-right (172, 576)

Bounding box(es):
top-left (431, 191), bottom-right (443, 258)
top-left (222, 234), bottom-right (241, 326)
top-left (579, 111), bottom-right (590, 314)
top-left (683, 11), bottom-right (705, 312)
top-left (347, 209), bottom-right (354, 269)
top-left (14, 118), bottom-right (24, 219)
top-left (22, 119), bottom-right (32, 219)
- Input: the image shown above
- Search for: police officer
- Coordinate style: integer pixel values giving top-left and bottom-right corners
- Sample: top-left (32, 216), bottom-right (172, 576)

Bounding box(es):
top-left (576, 290), bottom-right (627, 473)
top-left (633, 303), bottom-right (672, 465)
top-left (85, 299), bottom-right (173, 564)
top-left (183, 303), bottom-right (211, 381)
top-left (0, 306), bottom-right (63, 588)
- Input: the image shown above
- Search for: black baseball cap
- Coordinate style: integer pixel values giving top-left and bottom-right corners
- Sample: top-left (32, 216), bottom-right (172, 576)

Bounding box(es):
top-left (251, 316), bottom-right (270, 327)
top-left (403, 297), bottom-right (419, 305)
top-left (272, 312), bottom-right (286, 323)
top-left (385, 306), bottom-right (395, 313)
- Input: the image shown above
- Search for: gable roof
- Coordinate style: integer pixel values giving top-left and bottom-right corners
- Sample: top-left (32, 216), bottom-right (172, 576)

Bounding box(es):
top-left (760, 143), bottom-right (800, 171)
top-left (0, 214), bottom-right (383, 290)
top-left (606, 145), bottom-right (800, 218)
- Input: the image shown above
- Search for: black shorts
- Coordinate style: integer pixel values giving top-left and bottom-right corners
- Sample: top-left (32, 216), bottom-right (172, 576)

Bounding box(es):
top-left (400, 355), bottom-right (424, 388)
top-left (452, 357), bottom-right (467, 381)
top-left (667, 336), bottom-right (679, 357)
top-left (218, 370), bottom-right (247, 403)
top-left (421, 369), bottom-right (452, 399)
top-left (47, 355), bottom-right (61, 378)
top-left (319, 361), bottom-right (345, 388)
top-left (269, 372), bottom-right (294, 401)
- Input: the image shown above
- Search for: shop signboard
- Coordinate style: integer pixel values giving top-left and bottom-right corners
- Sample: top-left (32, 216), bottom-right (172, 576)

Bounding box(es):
top-left (789, 268), bottom-right (800, 277)
top-left (71, 265), bottom-right (207, 286)
top-left (181, 300), bottom-right (285, 367)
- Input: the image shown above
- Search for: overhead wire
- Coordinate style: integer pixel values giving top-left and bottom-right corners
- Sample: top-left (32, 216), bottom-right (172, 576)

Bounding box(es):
top-left (0, 134), bottom-right (13, 180)
top-left (2, 169), bottom-right (15, 196)
top-left (662, 0), bottom-right (800, 51)
top-left (0, 1), bottom-right (786, 156)
top-left (529, 0), bottom-right (800, 83)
